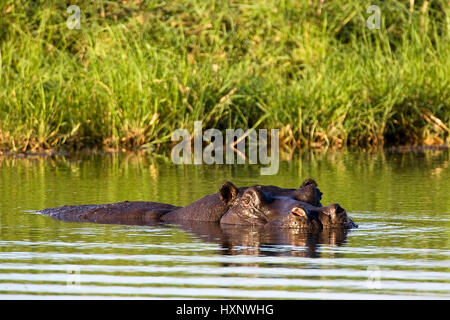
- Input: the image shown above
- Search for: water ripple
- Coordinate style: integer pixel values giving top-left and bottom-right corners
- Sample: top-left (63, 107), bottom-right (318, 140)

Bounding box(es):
top-left (0, 252), bottom-right (448, 269)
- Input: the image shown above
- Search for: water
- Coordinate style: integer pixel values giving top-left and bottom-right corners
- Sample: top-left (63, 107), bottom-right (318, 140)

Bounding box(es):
top-left (0, 150), bottom-right (449, 299)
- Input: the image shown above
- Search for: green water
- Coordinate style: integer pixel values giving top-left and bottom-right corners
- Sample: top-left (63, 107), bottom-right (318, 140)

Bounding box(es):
top-left (0, 150), bottom-right (449, 299)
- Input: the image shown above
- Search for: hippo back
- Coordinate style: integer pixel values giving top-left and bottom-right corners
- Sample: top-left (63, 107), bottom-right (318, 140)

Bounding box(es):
top-left (40, 201), bottom-right (180, 224)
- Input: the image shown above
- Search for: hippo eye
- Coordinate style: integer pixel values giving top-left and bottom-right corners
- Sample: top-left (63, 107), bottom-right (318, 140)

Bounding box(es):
top-left (242, 196), bottom-right (252, 206)
top-left (241, 188), bottom-right (263, 207)
top-left (291, 207), bottom-right (308, 218)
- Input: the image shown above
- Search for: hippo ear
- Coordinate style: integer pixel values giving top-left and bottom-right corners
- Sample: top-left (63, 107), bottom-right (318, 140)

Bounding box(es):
top-left (296, 184), bottom-right (323, 207)
top-left (219, 181), bottom-right (238, 205)
top-left (295, 185), bottom-right (315, 201)
top-left (300, 178), bottom-right (318, 188)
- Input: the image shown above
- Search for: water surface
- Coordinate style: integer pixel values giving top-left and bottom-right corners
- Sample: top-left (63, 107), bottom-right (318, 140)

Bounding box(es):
top-left (0, 150), bottom-right (449, 299)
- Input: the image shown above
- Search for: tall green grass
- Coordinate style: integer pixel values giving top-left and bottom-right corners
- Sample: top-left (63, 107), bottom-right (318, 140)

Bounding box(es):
top-left (0, 0), bottom-right (449, 153)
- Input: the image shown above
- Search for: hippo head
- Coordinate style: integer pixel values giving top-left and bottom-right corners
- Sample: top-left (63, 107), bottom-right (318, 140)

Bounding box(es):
top-left (219, 178), bottom-right (323, 207)
top-left (218, 181), bottom-right (357, 230)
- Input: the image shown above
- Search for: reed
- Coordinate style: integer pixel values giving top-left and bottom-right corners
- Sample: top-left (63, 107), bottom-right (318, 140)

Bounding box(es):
top-left (0, 0), bottom-right (449, 154)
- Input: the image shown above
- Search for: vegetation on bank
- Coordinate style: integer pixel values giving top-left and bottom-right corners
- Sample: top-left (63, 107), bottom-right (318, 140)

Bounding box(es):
top-left (0, 0), bottom-right (449, 154)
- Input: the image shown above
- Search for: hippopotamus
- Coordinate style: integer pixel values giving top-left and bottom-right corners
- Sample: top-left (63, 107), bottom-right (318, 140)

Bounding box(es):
top-left (39, 178), bottom-right (357, 230)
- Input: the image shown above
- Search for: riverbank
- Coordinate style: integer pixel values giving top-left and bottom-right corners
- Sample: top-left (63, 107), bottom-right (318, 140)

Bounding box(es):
top-left (1, 0), bottom-right (449, 153)
top-left (0, 144), bottom-right (448, 162)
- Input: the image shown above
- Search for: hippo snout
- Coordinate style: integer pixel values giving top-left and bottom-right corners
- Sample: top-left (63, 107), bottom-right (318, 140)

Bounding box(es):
top-left (323, 203), bottom-right (357, 229)
top-left (330, 203), bottom-right (346, 217)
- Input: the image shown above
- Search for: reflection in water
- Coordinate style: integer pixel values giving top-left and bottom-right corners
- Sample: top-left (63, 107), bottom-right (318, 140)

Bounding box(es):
top-left (42, 215), bottom-right (349, 259)
top-left (175, 221), bottom-right (349, 258)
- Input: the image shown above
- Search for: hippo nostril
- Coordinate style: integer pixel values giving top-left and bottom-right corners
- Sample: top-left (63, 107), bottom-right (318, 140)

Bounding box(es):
top-left (336, 205), bottom-right (345, 214)
top-left (330, 203), bottom-right (346, 217)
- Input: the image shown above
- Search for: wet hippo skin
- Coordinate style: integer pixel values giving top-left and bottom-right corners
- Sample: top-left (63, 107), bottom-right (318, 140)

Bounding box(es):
top-left (40, 178), bottom-right (357, 229)
top-left (39, 201), bottom-right (180, 224)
